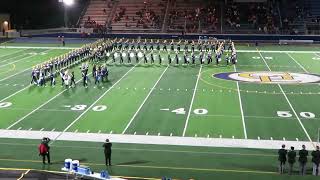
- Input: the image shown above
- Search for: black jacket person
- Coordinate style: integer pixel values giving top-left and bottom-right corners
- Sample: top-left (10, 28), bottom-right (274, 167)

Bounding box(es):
top-left (287, 146), bottom-right (296, 175)
top-left (278, 144), bottom-right (287, 174)
top-left (312, 146), bottom-right (320, 175)
top-left (299, 145), bottom-right (308, 175)
top-left (103, 139), bottom-right (112, 166)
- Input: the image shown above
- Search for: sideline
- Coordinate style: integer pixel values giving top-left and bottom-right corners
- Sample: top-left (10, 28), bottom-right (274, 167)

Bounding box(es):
top-left (0, 129), bottom-right (317, 150)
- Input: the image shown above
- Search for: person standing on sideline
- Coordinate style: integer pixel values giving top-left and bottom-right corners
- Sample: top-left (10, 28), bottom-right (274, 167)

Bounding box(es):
top-left (299, 144), bottom-right (308, 175)
top-left (62, 36), bottom-right (65, 47)
top-left (38, 137), bottom-right (51, 164)
top-left (312, 146), bottom-right (320, 175)
top-left (287, 146), bottom-right (296, 175)
top-left (278, 144), bottom-right (287, 174)
top-left (103, 139), bottom-right (112, 166)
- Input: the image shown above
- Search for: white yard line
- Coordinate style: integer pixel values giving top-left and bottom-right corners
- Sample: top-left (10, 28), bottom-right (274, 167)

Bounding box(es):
top-left (0, 48), bottom-right (76, 101)
top-left (0, 129), bottom-right (318, 150)
top-left (0, 52), bottom-right (27, 64)
top-left (0, 49), bottom-right (53, 82)
top-left (0, 49), bottom-right (27, 59)
top-left (286, 53), bottom-right (309, 72)
top-left (182, 65), bottom-right (202, 136)
top-left (233, 65), bottom-right (247, 139)
top-left (0, 50), bottom-right (55, 102)
top-left (122, 65), bottom-right (169, 134)
top-left (286, 53), bottom-right (320, 87)
top-left (0, 85), bottom-right (31, 103)
top-left (5, 72), bottom-right (91, 130)
top-left (0, 68), bottom-right (31, 82)
top-left (258, 51), bottom-right (313, 145)
top-left (0, 49), bottom-right (51, 68)
top-left (0, 54), bottom-right (30, 67)
top-left (53, 63), bottom-right (140, 141)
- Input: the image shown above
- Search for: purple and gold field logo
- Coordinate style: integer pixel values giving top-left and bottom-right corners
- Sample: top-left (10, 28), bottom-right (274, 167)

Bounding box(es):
top-left (214, 72), bottom-right (320, 84)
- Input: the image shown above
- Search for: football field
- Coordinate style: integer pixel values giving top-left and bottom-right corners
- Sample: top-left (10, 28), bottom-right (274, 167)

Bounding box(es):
top-left (1, 41), bottom-right (320, 179)
top-left (1, 45), bottom-right (320, 141)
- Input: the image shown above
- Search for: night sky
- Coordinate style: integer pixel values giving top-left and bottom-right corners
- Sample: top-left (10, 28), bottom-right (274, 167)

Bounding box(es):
top-left (0, 0), bottom-right (86, 29)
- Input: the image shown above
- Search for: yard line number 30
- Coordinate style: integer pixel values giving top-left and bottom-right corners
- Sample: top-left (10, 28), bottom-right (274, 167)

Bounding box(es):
top-left (0, 102), bottom-right (107, 112)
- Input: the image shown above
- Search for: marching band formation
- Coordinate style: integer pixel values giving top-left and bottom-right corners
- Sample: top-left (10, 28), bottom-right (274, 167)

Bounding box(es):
top-left (105, 38), bottom-right (237, 65)
top-left (30, 38), bottom-right (237, 88)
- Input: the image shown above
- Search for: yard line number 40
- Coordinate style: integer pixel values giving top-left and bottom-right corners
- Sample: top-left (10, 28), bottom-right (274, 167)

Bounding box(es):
top-left (277, 111), bottom-right (316, 119)
top-left (171, 108), bottom-right (208, 115)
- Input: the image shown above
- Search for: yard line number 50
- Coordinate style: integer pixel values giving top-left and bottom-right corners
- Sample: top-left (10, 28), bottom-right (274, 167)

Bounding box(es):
top-left (277, 111), bottom-right (316, 119)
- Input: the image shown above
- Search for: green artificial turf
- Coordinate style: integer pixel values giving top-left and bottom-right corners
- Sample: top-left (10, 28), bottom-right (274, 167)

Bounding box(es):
top-left (0, 43), bottom-right (320, 179)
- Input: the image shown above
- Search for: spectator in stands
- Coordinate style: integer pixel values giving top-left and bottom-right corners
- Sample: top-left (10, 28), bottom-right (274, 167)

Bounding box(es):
top-left (226, 1), bottom-right (279, 34)
top-left (225, 3), bottom-right (240, 29)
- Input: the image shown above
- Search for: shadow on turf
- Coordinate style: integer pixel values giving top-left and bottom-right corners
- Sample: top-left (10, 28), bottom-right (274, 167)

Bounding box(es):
top-left (116, 160), bottom-right (150, 165)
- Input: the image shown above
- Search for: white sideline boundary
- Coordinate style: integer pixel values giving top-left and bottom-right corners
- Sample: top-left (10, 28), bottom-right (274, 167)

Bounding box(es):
top-left (0, 46), bottom-right (77, 50)
top-left (0, 129), bottom-right (316, 150)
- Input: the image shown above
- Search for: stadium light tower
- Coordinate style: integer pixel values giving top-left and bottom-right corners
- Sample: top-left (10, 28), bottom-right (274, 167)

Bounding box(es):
top-left (59, 0), bottom-right (75, 27)
top-left (63, 0), bottom-right (74, 6)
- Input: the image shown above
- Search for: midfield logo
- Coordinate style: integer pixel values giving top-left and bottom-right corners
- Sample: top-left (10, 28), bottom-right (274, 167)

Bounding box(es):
top-left (214, 72), bottom-right (320, 84)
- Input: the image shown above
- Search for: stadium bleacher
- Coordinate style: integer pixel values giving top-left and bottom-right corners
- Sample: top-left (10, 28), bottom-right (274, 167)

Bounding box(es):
top-left (76, 0), bottom-right (318, 34)
top-left (167, 0), bottom-right (219, 33)
top-left (79, 0), bottom-right (115, 28)
top-left (111, 0), bottom-right (167, 32)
